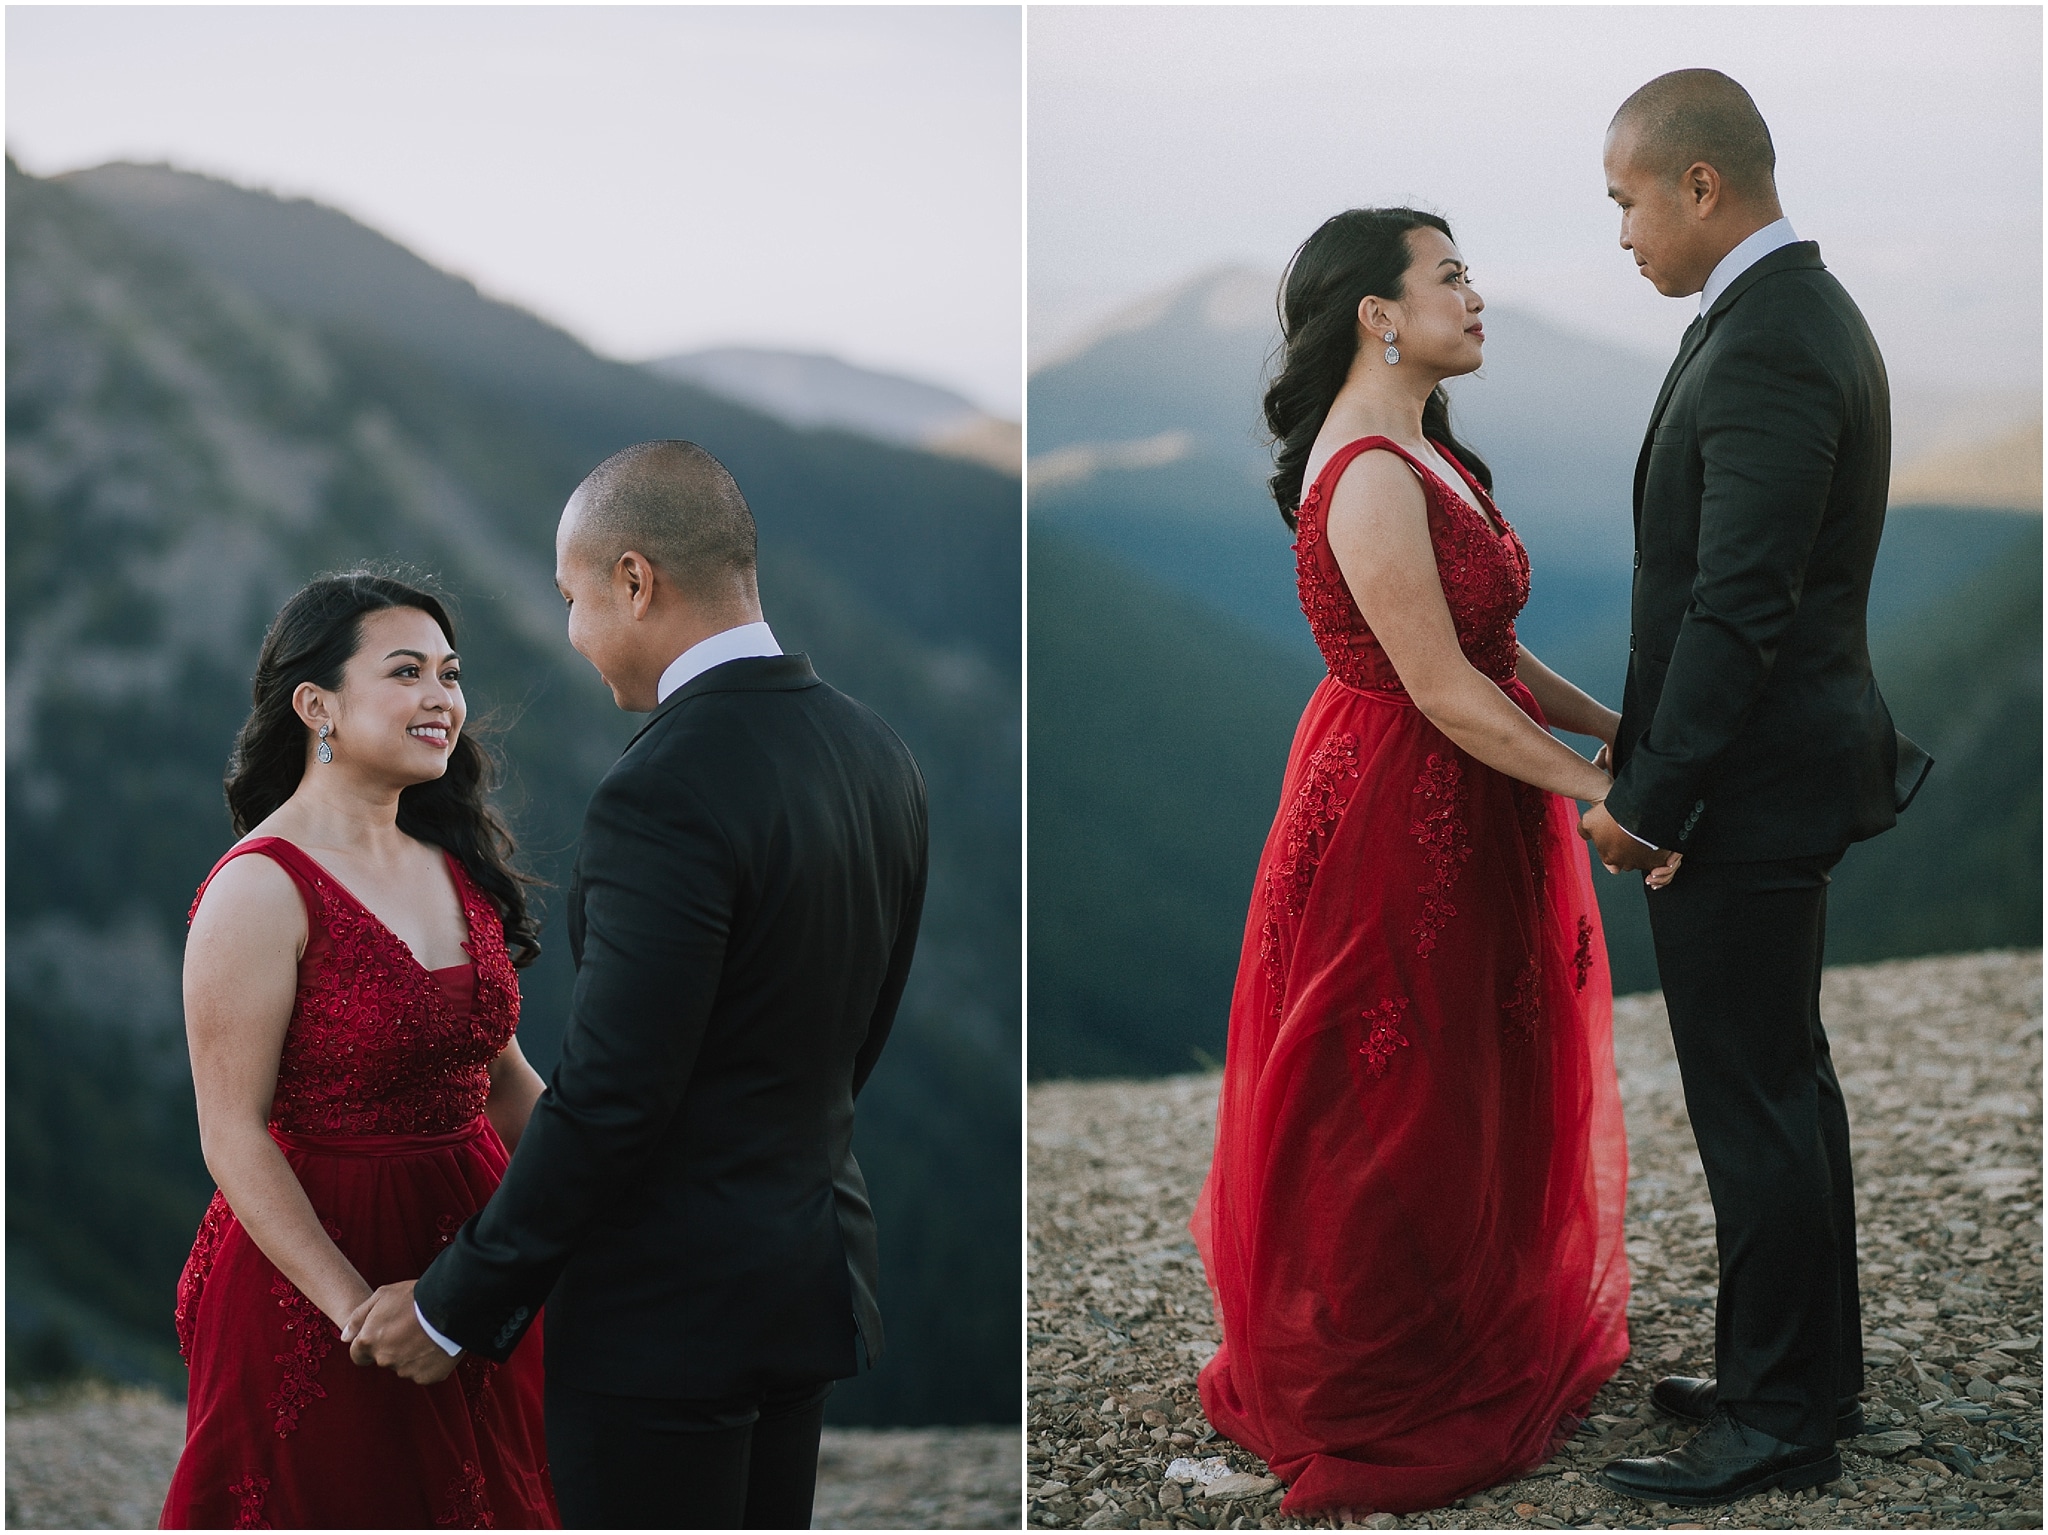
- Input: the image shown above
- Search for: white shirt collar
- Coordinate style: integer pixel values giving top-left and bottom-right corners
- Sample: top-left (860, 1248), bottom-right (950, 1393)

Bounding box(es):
top-left (655, 621), bottom-right (783, 703)
top-left (1699, 216), bottom-right (1799, 316)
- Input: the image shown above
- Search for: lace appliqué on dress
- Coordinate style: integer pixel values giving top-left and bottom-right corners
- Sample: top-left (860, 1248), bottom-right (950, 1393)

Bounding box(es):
top-left (228, 1473), bottom-right (272, 1530)
top-left (270, 862), bottom-right (518, 1137)
top-left (176, 1191), bottom-right (235, 1363)
top-left (1499, 783), bottom-right (1552, 1046)
top-left (436, 1459), bottom-right (496, 1528)
top-left (1357, 997), bottom-right (1412, 1079)
top-left (1291, 443), bottom-right (1531, 693)
top-left (265, 1217), bottom-right (343, 1437)
top-left (1410, 753), bottom-right (1472, 956)
top-left (1574, 915), bottom-right (1594, 993)
top-left (1259, 729), bottom-right (1361, 1007)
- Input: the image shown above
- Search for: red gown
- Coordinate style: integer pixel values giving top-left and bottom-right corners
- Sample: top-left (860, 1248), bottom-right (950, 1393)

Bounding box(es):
top-left (161, 837), bottom-right (557, 1529)
top-left (1191, 437), bottom-right (1630, 1517)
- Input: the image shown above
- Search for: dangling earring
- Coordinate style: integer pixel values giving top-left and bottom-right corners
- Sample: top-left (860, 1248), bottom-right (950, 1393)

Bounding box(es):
top-left (316, 723), bottom-right (333, 764)
top-left (1382, 329), bottom-right (1401, 366)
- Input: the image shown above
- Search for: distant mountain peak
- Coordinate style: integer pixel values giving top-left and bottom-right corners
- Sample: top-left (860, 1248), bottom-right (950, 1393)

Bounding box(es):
top-left (1033, 265), bottom-right (1275, 376)
top-left (646, 346), bottom-right (1019, 475)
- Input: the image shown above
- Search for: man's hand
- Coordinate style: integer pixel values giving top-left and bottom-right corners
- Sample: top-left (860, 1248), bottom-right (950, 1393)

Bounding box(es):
top-left (341, 1280), bottom-right (459, 1384)
top-left (1580, 801), bottom-right (1683, 886)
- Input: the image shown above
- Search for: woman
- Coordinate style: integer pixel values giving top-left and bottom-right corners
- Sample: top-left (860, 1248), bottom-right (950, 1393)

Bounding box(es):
top-left (161, 572), bottom-right (557, 1529)
top-left (1190, 210), bottom-right (1657, 1517)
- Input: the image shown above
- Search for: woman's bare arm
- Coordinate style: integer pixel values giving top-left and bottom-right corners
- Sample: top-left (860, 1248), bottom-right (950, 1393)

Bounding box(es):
top-left (484, 1037), bottom-right (546, 1155)
top-left (185, 855), bottom-right (375, 1328)
top-left (1515, 647), bottom-right (1620, 746)
top-left (1324, 451), bottom-right (1611, 804)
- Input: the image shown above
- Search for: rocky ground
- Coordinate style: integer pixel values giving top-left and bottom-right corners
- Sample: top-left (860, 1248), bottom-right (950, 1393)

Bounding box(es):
top-left (4, 1381), bottom-right (1020, 1529)
top-left (1029, 950), bottom-right (2043, 1532)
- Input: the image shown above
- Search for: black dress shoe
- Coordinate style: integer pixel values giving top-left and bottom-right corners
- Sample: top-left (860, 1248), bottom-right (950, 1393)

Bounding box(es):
top-left (1650, 1375), bottom-right (1865, 1439)
top-left (1597, 1406), bottom-right (1841, 1507)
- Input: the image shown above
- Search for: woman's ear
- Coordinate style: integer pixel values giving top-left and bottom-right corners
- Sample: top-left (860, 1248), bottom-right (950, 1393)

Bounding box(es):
top-left (292, 681), bottom-right (331, 732)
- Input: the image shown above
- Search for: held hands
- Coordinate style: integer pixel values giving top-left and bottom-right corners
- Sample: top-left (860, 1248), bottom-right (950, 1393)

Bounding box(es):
top-left (1579, 800), bottom-right (1683, 889)
top-left (341, 1280), bottom-right (459, 1384)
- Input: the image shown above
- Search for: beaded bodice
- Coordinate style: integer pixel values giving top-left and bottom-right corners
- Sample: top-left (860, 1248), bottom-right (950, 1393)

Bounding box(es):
top-left (189, 838), bottom-right (520, 1135)
top-left (1292, 436), bottom-right (1530, 692)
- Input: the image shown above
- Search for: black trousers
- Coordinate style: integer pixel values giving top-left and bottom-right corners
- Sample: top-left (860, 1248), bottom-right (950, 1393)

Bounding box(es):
top-left (546, 1376), bottom-right (833, 1529)
top-left (1645, 851), bottom-right (1862, 1450)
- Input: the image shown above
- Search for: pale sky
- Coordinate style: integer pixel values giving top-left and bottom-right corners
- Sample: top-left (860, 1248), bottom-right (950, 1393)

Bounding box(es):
top-left (8, 5), bottom-right (1024, 417)
top-left (1030, 5), bottom-right (2042, 397)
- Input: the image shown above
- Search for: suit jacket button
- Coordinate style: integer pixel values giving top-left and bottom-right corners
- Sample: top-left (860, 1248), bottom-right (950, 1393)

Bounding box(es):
top-left (1634, 553), bottom-right (1642, 570)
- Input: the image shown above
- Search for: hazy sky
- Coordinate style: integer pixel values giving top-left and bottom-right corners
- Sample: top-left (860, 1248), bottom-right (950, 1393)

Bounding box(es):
top-left (1031, 5), bottom-right (2042, 396)
top-left (8, 5), bottom-right (1024, 416)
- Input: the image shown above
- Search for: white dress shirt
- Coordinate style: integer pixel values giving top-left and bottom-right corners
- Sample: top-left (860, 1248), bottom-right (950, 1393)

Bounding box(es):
top-left (656, 621), bottom-right (784, 702)
top-left (1698, 216), bottom-right (1799, 315)
top-left (1611, 218), bottom-right (1799, 855)
top-left (413, 622), bottom-right (785, 1359)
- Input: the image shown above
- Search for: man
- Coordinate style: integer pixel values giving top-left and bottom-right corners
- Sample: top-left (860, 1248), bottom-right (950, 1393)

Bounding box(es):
top-left (345, 439), bottom-right (929, 1528)
top-left (1581, 70), bottom-right (1931, 1506)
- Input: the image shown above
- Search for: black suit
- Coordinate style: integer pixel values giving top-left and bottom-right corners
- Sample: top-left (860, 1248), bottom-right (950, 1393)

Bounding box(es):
top-left (416, 653), bottom-right (928, 1525)
top-left (1606, 241), bottom-right (1928, 1450)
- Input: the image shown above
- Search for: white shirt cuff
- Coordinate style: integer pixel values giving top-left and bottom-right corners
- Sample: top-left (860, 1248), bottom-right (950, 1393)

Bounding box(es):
top-left (1615, 818), bottom-right (1660, 850)
top-left (415, 1299), bottom-right (463, 1357)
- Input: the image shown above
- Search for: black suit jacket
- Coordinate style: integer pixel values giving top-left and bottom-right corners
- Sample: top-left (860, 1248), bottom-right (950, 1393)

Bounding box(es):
top-left (1605, 241), bottom-right (1931, 861)
top-left (416, 654), bottom-right (928, 1400)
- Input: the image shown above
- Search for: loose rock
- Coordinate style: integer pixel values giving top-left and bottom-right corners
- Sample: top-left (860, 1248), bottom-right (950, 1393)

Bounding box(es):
top-left (6, 1383), bottom-right (1021, 1528)
top-left (1029, 950), bottom-right (2044, 1530)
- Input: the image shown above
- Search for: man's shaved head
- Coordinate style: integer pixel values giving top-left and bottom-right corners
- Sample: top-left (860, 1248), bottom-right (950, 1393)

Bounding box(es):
top-left (1610, 68), bottom-right (1777, 203)
top-left (565, 440), bottom-right (758, 599)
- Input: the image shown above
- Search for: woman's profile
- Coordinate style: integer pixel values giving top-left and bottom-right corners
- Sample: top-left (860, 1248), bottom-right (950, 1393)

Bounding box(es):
top-left (160, 571), bottom-right (557, 1529)
top-left (1190, 208), bottom-right (1646, 1517)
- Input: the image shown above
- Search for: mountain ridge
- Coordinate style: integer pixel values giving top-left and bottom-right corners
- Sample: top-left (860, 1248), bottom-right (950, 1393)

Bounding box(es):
top-left (646, 345), bottom-right (1021, 475)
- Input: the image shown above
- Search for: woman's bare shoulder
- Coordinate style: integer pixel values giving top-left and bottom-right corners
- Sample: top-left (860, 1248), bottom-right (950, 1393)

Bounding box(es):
top-left (1326, 445), bottom-right (1429, 523)
top-left (189, 845), bottom-right (307, 949)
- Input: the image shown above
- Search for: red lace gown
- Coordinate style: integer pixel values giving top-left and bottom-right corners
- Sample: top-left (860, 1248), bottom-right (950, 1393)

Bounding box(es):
top-left (160, 837), bottom-right (557, 1529)
top-left (1191, 437), bottom-right (1630, 1516)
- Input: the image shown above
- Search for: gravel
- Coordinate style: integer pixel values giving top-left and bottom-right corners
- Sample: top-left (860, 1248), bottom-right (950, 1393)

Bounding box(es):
top-left (5, 1382), bottom-right (1021, 1529)
top-left (1028, 949), bottom-right (2043, 1531)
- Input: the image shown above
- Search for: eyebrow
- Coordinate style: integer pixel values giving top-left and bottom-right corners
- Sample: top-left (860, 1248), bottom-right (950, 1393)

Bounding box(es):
top-left (1439, 259), bottom-right (1467, 272)
top-left (383, 649), bottom-right (460, 663)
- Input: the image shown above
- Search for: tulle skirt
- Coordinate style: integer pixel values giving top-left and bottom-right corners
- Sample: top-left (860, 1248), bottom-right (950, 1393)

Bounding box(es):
top-left (161, 1117), bottom-right (557, 1529)
top-left (1192, 675), bottom-right (1631, 1516)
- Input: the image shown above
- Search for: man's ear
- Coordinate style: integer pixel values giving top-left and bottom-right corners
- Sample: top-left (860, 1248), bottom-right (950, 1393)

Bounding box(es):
top-left (1684, 160), bottom-right (1722, 216)
top-left (618, 551), bottom-right (658, 620)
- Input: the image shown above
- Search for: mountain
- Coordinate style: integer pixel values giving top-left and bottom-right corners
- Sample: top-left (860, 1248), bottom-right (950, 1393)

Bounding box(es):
top-left (1031, 267), bottom-right (2040, 661)
top-left (1029, 267), bottom-right (2043, 1079)
top-left (1028, 525), bottom-right (1322, 1078)
top-left (645, 346), bottom-right (1021, 475)
top-left (6, 158), bottom-right (1020, 1426)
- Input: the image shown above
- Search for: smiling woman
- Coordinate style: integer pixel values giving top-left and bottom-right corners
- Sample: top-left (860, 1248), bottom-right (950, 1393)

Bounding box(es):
top-left (160, 569), bottom-right (557, 1529)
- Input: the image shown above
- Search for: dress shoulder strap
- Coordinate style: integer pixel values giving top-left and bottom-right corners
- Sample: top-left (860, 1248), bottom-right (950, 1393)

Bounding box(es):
top-left (1310, 435), bottom-right (1498, 526)
top-left (186, 836), bottom-right (325, 926)
top-left (1307, 435), bottom-right (1435, 502)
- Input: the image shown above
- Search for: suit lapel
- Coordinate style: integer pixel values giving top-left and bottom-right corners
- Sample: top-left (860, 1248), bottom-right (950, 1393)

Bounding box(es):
top-left (1634, 314), bottom-right (1709, 515)
top-left (1631, 240), bottom-right (1826, 515)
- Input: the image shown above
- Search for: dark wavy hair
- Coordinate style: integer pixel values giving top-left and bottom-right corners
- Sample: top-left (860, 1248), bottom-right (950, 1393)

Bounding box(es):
top-left (1263, 207), bottom-right (1494, 529)
top-left (224, 571), bottom-right (542, 968)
